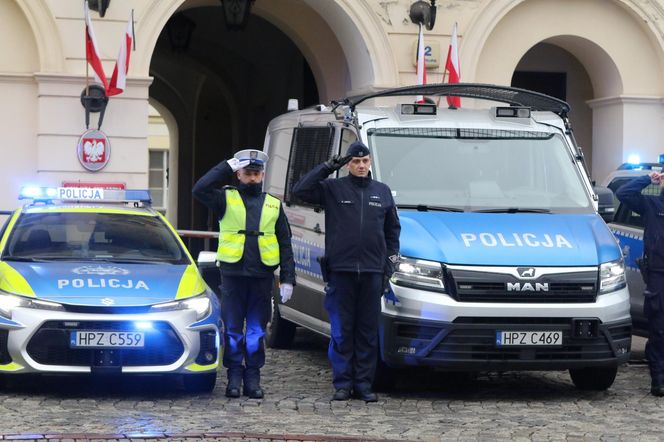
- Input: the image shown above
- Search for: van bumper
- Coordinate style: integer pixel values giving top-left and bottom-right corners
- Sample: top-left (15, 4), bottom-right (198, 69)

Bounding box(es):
top-left (379, 286), bottom-right (632, 370)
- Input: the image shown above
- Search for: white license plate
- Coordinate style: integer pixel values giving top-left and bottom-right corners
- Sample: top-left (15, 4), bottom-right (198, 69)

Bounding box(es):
top-left (70, 331), bottom-right (145, 348)
top-left (496, 330), bottom-right (562, 347)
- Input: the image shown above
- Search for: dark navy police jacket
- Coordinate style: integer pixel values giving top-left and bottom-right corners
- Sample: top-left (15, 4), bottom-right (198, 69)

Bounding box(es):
top-left (192, 161), bottom-right (296, 284)
top-left (292, 163), bottom-right (401, 274)
top-left (616, 175), bottom-right (664, 272)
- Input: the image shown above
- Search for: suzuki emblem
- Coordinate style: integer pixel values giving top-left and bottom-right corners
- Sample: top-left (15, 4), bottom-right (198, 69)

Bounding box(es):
top-left (101, 298), bottom-right (115, 306)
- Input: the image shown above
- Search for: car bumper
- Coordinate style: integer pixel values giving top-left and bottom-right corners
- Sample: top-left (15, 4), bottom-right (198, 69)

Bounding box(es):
top-left (380, 285), bottom-right (631, 370)
top-left (0, 307), bottom-right (220, 375)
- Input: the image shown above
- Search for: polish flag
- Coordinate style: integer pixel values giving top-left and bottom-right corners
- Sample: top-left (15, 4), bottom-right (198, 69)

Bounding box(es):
top-left (107, 13), bottom-right (134, 97)
top-left (416, 23), bottom-right (427, 103)
top-left (84, 1), bottom-right (108, 91)
top-left (445, 22), bottom-right (461, 108)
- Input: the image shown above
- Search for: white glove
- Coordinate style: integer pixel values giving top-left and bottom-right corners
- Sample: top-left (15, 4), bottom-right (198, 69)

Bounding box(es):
top-left (280, 283), bottom-right (293, 303)
top-left (227, 158), bottom-right (251, 172)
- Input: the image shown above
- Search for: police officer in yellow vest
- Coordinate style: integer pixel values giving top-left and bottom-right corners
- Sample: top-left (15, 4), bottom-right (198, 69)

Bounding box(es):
top-left (193, 149), bottom-right (295, 399)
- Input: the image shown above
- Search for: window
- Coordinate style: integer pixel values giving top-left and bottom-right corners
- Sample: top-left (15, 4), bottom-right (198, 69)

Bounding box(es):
top-left (284, 126), bottom-right (335, 206)
top-left (149, 150), bottom-right (168, 213)
top-left (613, 181), bottom-right (660, 228)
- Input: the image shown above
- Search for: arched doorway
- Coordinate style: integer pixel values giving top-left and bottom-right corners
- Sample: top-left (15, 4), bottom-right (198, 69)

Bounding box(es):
top-left (463, 0), bottom-right (664, 183)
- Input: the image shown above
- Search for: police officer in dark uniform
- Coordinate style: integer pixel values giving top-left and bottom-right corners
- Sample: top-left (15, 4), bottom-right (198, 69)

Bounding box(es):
top-left (193, 149), bottom-right (295, 399)
top-left (293, 141), bottom-right (401, 402)
top-left (617, 170), bottom-right (664, 396)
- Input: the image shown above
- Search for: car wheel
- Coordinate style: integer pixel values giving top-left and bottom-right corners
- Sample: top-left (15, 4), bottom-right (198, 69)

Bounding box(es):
top-left (569, 366), bottom-right (618, 390)
top-left (266, 295), bottom-right (296, 349)
top-left (182, 372), bottom-right (217, 393)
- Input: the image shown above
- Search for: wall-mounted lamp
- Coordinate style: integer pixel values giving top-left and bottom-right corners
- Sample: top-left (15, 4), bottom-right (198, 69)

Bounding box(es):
top-left (219, 0), bottom-right (255, 31)
top-left (409, 0), bottom-right (437, 30)
top-left (88, 0), bottom-right (111, 18)
top-left (166, 14), bottom-right (196, 52)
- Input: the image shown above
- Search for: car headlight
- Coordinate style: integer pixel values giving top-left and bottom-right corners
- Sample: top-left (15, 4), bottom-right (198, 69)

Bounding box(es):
top-left (149, 294), bottom-right (212, 320)
top-left (0, 292), bottom-right (64, 319)
top-left (599, 259), bottom-right (626, 294)
top-left (391, 257), bottom-right (445, 292)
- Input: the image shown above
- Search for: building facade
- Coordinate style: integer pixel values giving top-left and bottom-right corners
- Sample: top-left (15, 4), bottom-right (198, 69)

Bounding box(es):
top-left (2, 0), bottom-right (664, 229)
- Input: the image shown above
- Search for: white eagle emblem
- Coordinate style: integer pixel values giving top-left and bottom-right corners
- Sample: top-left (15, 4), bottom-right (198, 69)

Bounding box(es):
top-left (83, 140), bottom-right (105, 163)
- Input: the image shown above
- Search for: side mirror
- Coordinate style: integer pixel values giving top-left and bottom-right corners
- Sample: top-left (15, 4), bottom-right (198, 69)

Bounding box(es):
top-left (197, 251), bottom-right (217, 265)
top-left (594, 186), bottom-right (616, 223)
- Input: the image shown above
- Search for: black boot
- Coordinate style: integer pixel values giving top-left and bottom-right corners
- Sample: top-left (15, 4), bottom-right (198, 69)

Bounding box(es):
top-left (651, 375), bottom-right (664, 397)
top-left (243, 368), bottom-right (264, 399)
top-left (225, 368), bottom-right (242, 398)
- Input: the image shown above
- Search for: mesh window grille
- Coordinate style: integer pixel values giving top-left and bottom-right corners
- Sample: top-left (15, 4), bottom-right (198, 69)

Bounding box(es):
top-left (285, 126), bottom-right (335, 206)
top-left (369, 127), bottom-right (553, 140)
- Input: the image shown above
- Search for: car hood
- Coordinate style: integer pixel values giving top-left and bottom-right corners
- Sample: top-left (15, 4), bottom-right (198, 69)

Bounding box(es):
top-left (399, 212), bottom-right (621, 266)
top-left (0, 262), bottom-right (204, 306)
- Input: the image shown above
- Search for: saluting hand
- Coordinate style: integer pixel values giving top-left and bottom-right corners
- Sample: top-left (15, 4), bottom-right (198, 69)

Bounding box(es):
top-left (228, 158), bottom-right (252, 172)
top-left (650, 171), bottom-right (661, 185)
top-left (324, 155), bottom-right (352, 171)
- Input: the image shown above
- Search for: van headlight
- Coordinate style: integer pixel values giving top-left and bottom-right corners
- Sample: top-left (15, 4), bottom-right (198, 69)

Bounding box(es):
top-left (391, 257), bottom-right (445, 292)
top-left (599, 259), bottom-right (626, 294)
top-left (149, 294), bottom-right (212, 320)
top-left (0, 292), bottom-right (64, 319)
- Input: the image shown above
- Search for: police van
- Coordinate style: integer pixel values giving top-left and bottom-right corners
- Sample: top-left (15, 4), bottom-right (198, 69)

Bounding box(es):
top-left (264, 84), bottom-right (631, 391)
top-left (0, 186), bottom-right (221, 392)
top-left (603, 162), bottom-right (664, 337)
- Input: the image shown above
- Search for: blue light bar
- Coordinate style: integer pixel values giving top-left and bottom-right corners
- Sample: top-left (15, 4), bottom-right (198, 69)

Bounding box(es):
top-left (19, 187), bottom-right (152, 204)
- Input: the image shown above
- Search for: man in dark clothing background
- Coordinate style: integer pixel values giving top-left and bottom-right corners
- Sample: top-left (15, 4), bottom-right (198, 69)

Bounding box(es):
top-left (292, 141), bottom-right (401, 402)
top-left (616, 170), bottom-right (664, 396)
top-left (193, 149), bottom-right (295, 399)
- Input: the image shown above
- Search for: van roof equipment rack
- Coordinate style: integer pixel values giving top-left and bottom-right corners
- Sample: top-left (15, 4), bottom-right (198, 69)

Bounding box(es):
top-left (338, 83), bottom-right (571, 117)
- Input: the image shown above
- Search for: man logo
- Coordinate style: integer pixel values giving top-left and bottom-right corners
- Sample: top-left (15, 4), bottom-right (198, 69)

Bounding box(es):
top-left (507, 282), bottom-right (549, 292)
top-left (517, 267), bottom-right (536, 279)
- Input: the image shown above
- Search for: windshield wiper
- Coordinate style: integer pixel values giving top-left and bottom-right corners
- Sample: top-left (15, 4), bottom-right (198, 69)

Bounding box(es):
top-left (3, 256), bottom-right (42, 262)
top-left (473, 207), bottom-right (551, 214)
top-left (397, 204), bottom-right (464, 212)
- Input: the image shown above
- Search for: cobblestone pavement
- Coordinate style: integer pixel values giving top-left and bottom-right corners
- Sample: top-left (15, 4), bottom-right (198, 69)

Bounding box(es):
top-left (0, 332), bottom-right (662, 441)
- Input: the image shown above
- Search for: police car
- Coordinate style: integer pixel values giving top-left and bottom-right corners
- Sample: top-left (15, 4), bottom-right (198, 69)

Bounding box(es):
top-left (602, 161), bottom-right (664, 337)
top-left (263, 83), bottom-right (631, 391)
top-left (0, 186), bottom-right (221, 391)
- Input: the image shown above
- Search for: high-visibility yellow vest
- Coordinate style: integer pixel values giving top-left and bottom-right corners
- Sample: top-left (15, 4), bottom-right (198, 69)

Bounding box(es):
top-left (217, 189), bottom-right (281, 266)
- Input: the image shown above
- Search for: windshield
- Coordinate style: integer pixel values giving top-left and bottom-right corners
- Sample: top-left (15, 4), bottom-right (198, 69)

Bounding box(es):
top-left (367, 128), bottom-right (592, 212)
top-left (3, 212), bottom-right (189, 264)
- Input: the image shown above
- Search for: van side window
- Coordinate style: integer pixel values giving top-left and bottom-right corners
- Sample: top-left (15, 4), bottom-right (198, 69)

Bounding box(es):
top-left (285, 126), bottom-right (335, 206)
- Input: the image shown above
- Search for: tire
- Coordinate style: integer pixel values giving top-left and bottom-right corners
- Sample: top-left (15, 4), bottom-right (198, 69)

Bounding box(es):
top-left (183, 372), bottom-right (217, 393)
top-left (569, 366), bottom-right (618, 391)
top-left (266, 295), bottom-right (296, 349)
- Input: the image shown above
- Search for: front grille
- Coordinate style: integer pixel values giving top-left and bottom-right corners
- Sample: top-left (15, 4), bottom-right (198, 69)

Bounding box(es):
top-left (26, 321), bottom-right (183, 367)
top-left (455, 281), bottom-right (597, 303)
top-left (63, 305), bottom-right (152, 314)
top-left (448, 266), bottom-right (598, 303)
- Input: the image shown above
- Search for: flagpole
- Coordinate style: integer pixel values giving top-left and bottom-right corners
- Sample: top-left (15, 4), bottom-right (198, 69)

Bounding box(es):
top-left (84, 0), bottom-right (89, 97)
top-left (131, 9), bottom-right (136, 51)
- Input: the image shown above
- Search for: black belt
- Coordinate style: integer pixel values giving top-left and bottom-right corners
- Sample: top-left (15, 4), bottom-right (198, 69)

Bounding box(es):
top-left (238, 229), bottom-right (264, 236)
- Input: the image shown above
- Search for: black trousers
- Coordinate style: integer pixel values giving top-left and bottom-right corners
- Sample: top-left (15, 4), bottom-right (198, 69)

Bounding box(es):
top-left (220, 274), bottom-right (273, 381)
top-left (646, 272), bottom-right (664, 379)
top-left (324, 271), bottom-right (383, 391)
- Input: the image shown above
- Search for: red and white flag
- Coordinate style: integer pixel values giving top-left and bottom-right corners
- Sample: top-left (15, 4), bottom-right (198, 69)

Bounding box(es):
top-left (444, 22), bottom-right (461, 108)
top-left (416, 23), bottom-right (427, 103)
top-left (84, 1), bottom-right (108, 91)
top-left (107, 13), bottom-right (134, 96)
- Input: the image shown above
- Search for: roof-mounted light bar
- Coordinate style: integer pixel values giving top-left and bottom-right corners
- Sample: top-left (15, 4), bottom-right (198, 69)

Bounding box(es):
top-left (495, 106), bottom-right (531, 118)
top-left (401, 103), bottom-right (437, 115)
top-left (19, 186), bottom-right (152, 204)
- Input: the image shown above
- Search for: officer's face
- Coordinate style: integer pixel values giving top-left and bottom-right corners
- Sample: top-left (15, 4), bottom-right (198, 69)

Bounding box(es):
top-left (237, 169), bottom-right (264, 184)
top-left (346, 156), bottom-right (371, 177)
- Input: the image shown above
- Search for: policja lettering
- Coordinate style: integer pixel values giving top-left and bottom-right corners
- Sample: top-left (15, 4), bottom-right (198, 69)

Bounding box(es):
top-left (57, 278), bottom-right (149, 289)
top-left (460, 232), bottom-right (573, 248)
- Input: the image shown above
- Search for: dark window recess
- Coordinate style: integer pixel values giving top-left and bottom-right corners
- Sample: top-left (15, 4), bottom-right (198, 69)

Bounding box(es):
top-left (613, 182), bottom-right (660, 228)
top-left (0, 330), bottom-right (10, 364)
top-left (511, 71), bottom-right (567, 102)
top-left (285, 126), bottom-right (335, 206)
